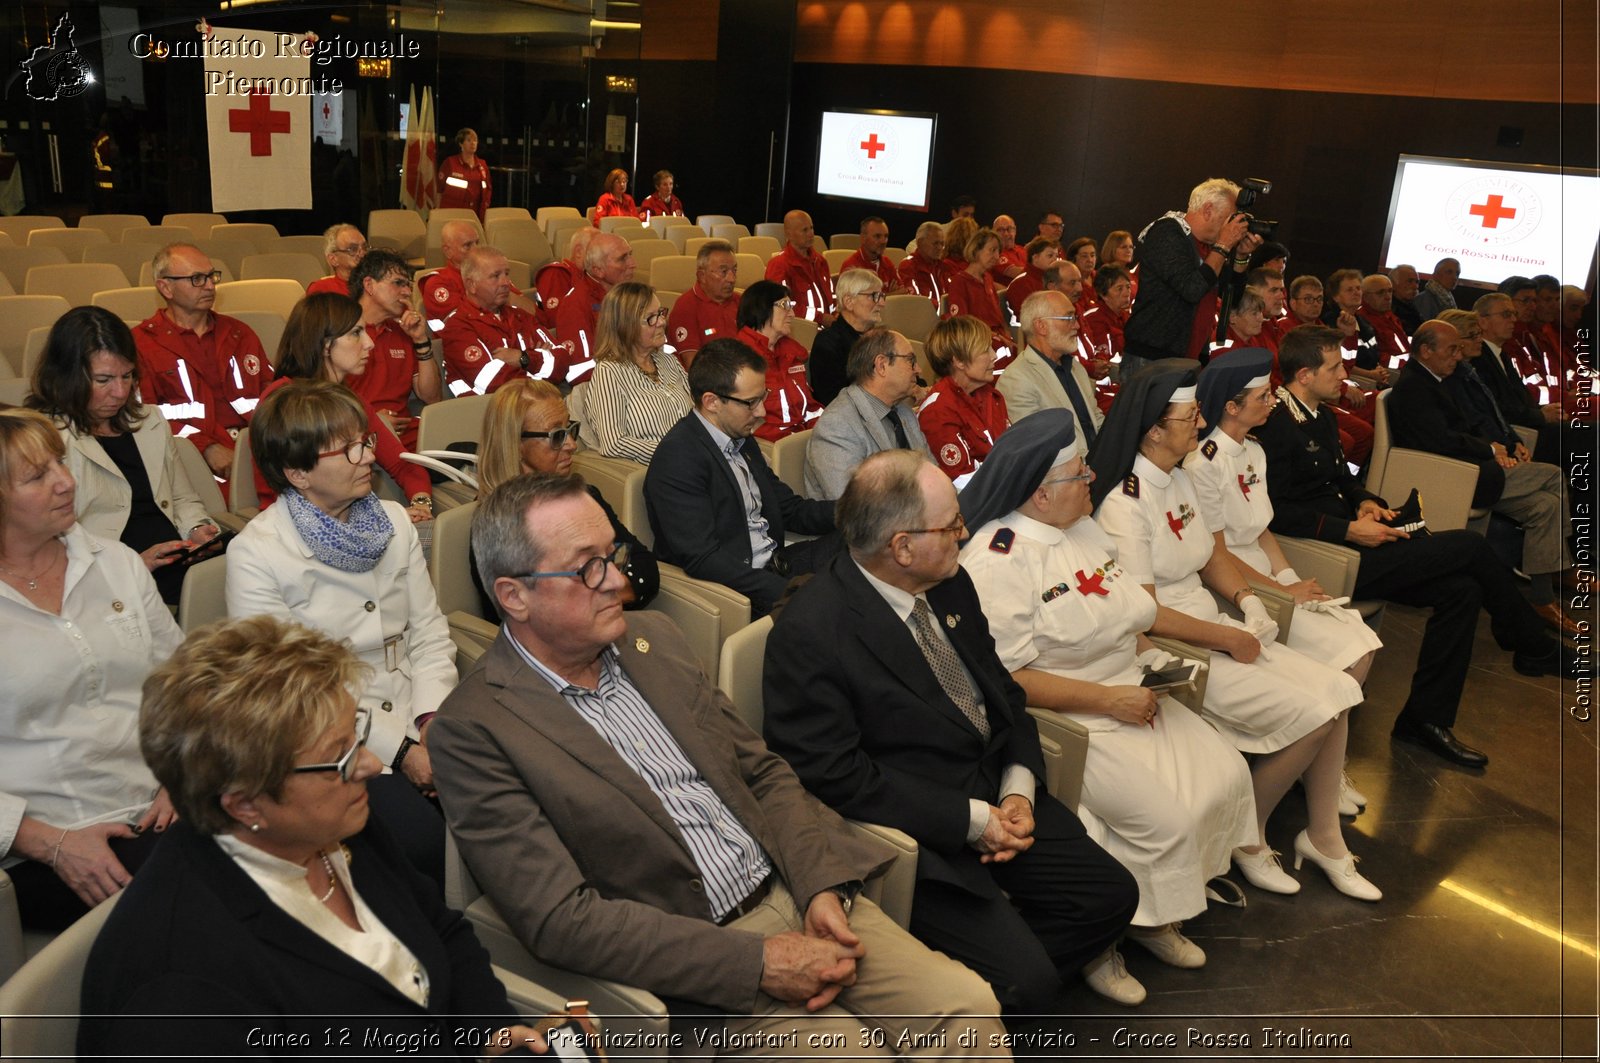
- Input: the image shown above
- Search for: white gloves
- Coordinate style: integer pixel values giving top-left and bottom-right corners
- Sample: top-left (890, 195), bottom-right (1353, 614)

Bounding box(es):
top-left (1273, 567), bottom-right (1301, 586)
top-left (1302, 595), bottom-right (1353, 620)
top-left (1135, 647), bottom-right (1182, 674)
top-left (1238, 593), bottom-right (1280, 646)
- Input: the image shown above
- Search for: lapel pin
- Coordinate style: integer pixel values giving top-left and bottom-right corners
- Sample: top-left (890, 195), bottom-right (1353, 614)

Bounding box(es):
top-left (635, 637), bottom-right (650, 653)
top-left (111, 600), bottom-right (124, 613)
top-left (945, 613), bottom-right (959, 628)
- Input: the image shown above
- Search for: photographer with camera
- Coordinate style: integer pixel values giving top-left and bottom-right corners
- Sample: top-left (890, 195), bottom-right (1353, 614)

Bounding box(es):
top-left (1123, 178), bottom-right (1266, 377)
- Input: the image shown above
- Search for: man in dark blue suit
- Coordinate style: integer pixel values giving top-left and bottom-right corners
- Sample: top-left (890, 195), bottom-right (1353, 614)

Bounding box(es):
top-left (644, 339), bottom-right (836, 617)
top-left (763, 449), bottom-right (1138, 1010)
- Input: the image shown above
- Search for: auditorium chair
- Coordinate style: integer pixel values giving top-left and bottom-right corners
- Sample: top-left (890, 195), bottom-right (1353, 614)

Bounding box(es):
top-left (710, 223), bottom-right (751, 243)
top-left (417, 394), bottom-right (492, 454)
top-left (733, 253), bottom-right (764, 290)
top-left (880, 293), bottom-right (938, 344)
top-left (908, 339), bottom-right (932, 384)
top-left (195, 237), bottom-right (263, 281)
top-left (788, 317), bottom-right (819, 353)
top-left (823, 249), bottom-right (853, 276)
top-left (0, 273), bottom-right (10, 297)
top-left (1368, 389), bottom-right (1486, 534)
top-left (26, 227), bottom-right (110, 260)
top-left (270, 234), bottom-right (330, 259)
top-left (752, 222), bottom-right (785, 241)
top-left (767, 429), bottom-right (812, 498)
top-left (82, 241), bottom-right (160, 287)
top-left (0, 379), bottom-right (27, 405)
top-left (212, 278), bottom-right (304, 318)
top-left (228, 428), bottom-right (262, 521)
top-left (18, 326), bottom-right (51, 383)
top-left (177, 554), bottom-right (230, 633)
top-left (1274, 537), bottom-right (1386, 630)
top-left (0, 216), bottom-right (65, 246)
top-left (546, 217), bottom-right (589, 259)
top-left (89, 287), bottom-right (160, 324)
top-left (0, 295), bottom-right (70, 371)
top-left (597, 217), bottom-right (644, 236)
top-left (239, 252), bottom-right (325, 288)
top-left (367, 209), bottom-right (427, 263)
top-left (171, 435), bottom-right (249, 534)
top-left (534, 205), bottom-right (582, 233)
top-left (76, 213), bottom-right (150, 243)
top-left (829, 233), bottom-right (862, 251)
top-left (648, 255), bottom-right (697, 294)
top-left (883, 246), bottom-right (907, 267)
top-left (210, 222), bottom-right (280, 252)
top-left (695, 214), bottom-right (735, 232)
top-left (486, 219), bottom-right (555, 272)
top-left (617, 227), bottom-right (659, 246)
top-left (737, 235), bottom-right (780, 261)
top-left (626, 239), bottom-right (676, 279)
top-left (661, 226), bottom-right (698, 254)
top-left (645, 215), bottom-right (696, 238)
top-left (130, 224), bottom-right (200, 247)
top-left (485, 207), bottom-right (534, 226)
top-left (161, 212), bottom-right (228, 240)
top-left (226, 310), bottom-right (287, 370)
top-left (0, 247), bottom-right (69, 292)
top-left (683, 236), bottom-right (713, 260)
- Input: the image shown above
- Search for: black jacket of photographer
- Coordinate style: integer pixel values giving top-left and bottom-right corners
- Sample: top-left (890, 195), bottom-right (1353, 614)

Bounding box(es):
top-left (1124, 214), bottom-right (1248, 362)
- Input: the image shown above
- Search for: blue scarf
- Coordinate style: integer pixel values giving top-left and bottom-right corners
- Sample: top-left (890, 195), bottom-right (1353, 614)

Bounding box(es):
top-left (282, 489), bottom-right (394, 573)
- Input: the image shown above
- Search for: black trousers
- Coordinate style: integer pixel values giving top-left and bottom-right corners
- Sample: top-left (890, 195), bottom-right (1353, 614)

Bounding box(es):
top-left (1353, 528), bottom-right (1551, 730)
top-left (907, 793), bottom-right (1138, 1012)
top-left (10, 829), bottom-right (161, 932)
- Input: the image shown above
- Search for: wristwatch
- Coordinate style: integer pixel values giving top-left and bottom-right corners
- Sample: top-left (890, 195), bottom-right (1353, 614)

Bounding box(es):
top-left (830, 882), bottom-right (862, 915)
top-left (392, 736), bottom-right (417, 773)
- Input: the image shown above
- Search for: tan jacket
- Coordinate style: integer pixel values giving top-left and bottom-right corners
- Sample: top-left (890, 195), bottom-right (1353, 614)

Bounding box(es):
top-left (62, 409), bottom-right (213, 543)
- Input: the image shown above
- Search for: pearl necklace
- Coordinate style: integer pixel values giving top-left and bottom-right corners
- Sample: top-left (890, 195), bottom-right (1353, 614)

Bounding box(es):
top-left (0, 542), bottom-right (64, 591)
top-left (314, 850), bottom-right (340, 904)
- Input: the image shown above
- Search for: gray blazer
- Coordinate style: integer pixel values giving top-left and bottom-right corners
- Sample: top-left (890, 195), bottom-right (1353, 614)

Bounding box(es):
top-left (802, 385), bottom-right (929, 499)
top-left (428, 612), bottom-right (888, 1012)
top-left (996, 344), bottom-right (1104, 439)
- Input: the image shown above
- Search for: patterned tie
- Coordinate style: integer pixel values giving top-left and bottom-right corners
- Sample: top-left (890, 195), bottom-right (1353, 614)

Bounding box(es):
top-left (909, 598), bottom-right (990, 740)
top-left (1459, 362), bottom-right (1513, 441)
top-left (884, 411), bottom-right (910, 449)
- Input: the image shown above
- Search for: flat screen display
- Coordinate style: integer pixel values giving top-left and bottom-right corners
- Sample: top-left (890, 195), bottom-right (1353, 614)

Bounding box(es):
top-left (1380, 154), bottom-right (1600, 287)
top-left (816, 108), bottom-right (937, 211)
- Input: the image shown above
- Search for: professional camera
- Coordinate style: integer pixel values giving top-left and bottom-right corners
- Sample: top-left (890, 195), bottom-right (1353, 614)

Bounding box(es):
top-left (1234, 177), bottom-right (1278, 240)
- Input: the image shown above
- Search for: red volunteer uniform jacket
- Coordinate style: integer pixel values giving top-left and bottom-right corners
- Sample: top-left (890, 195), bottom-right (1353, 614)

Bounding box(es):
top-left (991, 244), bottom-right (1027, 285)
top-left (898, 253), bottom-right (953, 307)
top-left (917, 376), bottom-right (1009, 482)
top-left (638, 193), bottom-right (684, 219)
top-left (133, 309), bottom-right (272, 458)
top-left (736, 326), bottom-right (823, 442)
top-left (550, 272), bottom-right (608, 384)
top-left (666, 285), bottom-right (740, 363)
top-left (421, 266), bottom-right (527, 333)
top-left (440, 301), bottom-right (573, 395)
top-left (306, 275), bottom-right (348, 297)
top-left (594, 192), bottom-right (638, 219)
top-left (838, 249), bottom-right (899, 292)
top-left (1358, 306), bottom-right (1411, 369)
top-left (436, 154), bottom-right (492, 220)
top-left (347, 318), bottom-right (421, 449)
top-left (764, 244), bottom-right (836, 322)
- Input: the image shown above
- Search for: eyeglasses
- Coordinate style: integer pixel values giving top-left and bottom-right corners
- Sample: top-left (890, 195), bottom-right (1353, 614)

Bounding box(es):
top-left (290, 707), bottom-right (372, 783)
top-left (715, 389), bottom-right (769, 411)
top-left (773, 299), bottom-right (793, 312)
top-left (1041, 313), bottom-right (1078, 323)
top-left (850, 291), bottom-right (887, 303)
top-left (514, 543), bottom-right (629, 590)
top-left (336, 243), bottom-right (369, 257)
top-left (643, 308), bottom-right (669, 326)
top-left (160, 270), bottom-right (223, 287)
top-left (1041, 220), bottom-right (1064, 229)
top-left (1159, 410), bottom-right (1201, 425)
top-left (521, 421), bottom-right (581, 448)
top-left (316, 433), bottom-right (378, 464)
top-left (1042, 469), bottom-right (1095, 486)
top-left (899, 513), bottom-right (967, 539)
top-left (1294, 293), bottom-right (1325, 303)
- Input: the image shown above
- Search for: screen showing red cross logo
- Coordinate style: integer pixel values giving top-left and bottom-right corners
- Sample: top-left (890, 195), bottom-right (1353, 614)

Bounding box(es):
top-left (859, 133), bottom-right (886, 159)
top-left (228, 89), bottom-right (291, 157)
top-left (1468, 194), bottom-right (1517, 229)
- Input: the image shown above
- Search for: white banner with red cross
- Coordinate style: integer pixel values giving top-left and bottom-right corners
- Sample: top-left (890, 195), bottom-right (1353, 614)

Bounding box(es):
top-left (203, 28), bottom-right (312, 212)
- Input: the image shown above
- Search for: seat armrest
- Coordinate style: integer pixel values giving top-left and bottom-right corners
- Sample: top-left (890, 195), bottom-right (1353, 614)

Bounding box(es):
top-left (1026, 709), bottom-right (1089, 812)
top-left (1148, 636), bottom-right (1209, 713)
top-left (844, 821), bottom-right (918, 928)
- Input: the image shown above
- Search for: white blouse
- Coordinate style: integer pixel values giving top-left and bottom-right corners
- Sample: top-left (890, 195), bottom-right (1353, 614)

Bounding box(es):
top-left (584, 354), bottom-right (693, 464)
top-left (1095, 453), bottom-right (1218, 621)
top-left (0, 526), bottom-right (182, 863)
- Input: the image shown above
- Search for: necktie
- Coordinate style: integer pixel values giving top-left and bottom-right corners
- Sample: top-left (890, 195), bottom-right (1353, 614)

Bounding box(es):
top-left (1062, 364), bottom-right (1099, 448)
top-left (1460, 362), bottom-right (1513, 441)
top-left (885, 410), bottom-right (910, 449)
top-left (909, 599), bottom-right (990, 740)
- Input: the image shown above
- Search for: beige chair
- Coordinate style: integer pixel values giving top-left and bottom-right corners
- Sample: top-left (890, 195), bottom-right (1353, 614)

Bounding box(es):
top-left (0, 232), bottom-right (10, 249)
top-left (210, 221), bottom-right (279, 252)
top-left (24, 263), bottom-right (128, 307)
top-left (82, 241), bottom-right (160, 287)
top-left (76, 214), bottom-right (150, 242)
top-left (716, 616), bottom-right (920, 928)
top-left (171, 435), bottom-right (248, 534)
top-left (270, 234), bottom-right (330, 258)
top-left (696, 214), bottom-right (735, 232)
top-left (367, 209), bottom-right (427, 262)
top-left (618, 227), bottom-right (660, 246)
top-left (0, 378), bottom-right (29, 405)
top-left (627, 239), bottom-right (676, 279)
top-left (737, 235), bottom-right (780, 261)
top-left (0, 868), bottom-right (34, 984)
top-left (534, 205), bottom-right (582, 233)
top-left (1277, 536), bottom-right (1385, 627)
top-left (89, 286), bottom-right (160, 323)
top-left (1146, 636), bottom-right (1212, 715)
top-left (0, 890), bottom-right (121, 1059)
top-left (128, 224), bottom-right (199, 247)
top-left (212, 278), bottom-right (305, 318)
top-left (486, 219), bottom-right (554, 272)
top-left (822, 248), bottom-right (853, 277)
top-left (769, 429), bottom-right (812, 496)
top-left (19, 326), bottom-right (51, 383)
top-left (177, 553), bottom-right (230, 633)
top-left (788, 317), bottom-right (819, 353)
top-left (239, 251), bottom-right (325, 288)
top-left (227, 310), bottom-right (288, 369)
top-left (662, 226), bottom-right (698, 254)
top-left (648, 254), bottom-right (698, 294)
top-left (733, 253), bottom-right (764, 290)
top-left (710, 223), bottom-right (751, 243)
top-left (161, 212), bottom-right (228, 240)
top-left (656, 290), bottom-right (680, 313)
top-left (0, 272), bottom-right (11, 297)
top-left (418, 394), bottom-right (492, 453)
top-left (0, 246), bottom-right (70, 292)
top-left (752, 222), bottom-right (785, 241)
top-left (137, 259), bottom-right (233, 288)
top-left (0, 295), bottom-right (70, 372)
top-left (485, 206), bottom-right (533, 226)
top-left (597, 217), bottom-right (644, 236)
top-left (829, 232), bottom-right (862, 251)
top-left (1368, 389), bottom-right (1484, 533)
top-left (881, 292), bottom-right (939, 344)
top-left (228, 428), bottom-right (262, 520)
top-left (684, 236), bottom-right (714, 260)
top-left (26, 227), bottom-right (110, 260)
top-left (194, 237), bottom-right (258, 280)
top-left (909, 339), bottom-right (933, 384)
top-left (547, 217), bottom-right (590, 259)
top-left (646, 216), bottom-right (696, 237)
top-left (0, 215), bottom-right (65, 246)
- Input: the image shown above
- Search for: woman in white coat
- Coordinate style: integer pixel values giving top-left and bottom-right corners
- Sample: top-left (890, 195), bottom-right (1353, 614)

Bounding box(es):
top-left (1089, 359), bottom-right (1379, 903)
top-left (28, 306), bottom-right (221, 606)
top-left (961, 409), bottom-right (1256, 1007)
top-left (225, 379), bottom-right (453, 888)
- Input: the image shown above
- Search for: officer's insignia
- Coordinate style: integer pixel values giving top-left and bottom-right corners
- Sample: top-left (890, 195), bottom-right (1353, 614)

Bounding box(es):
top-left (988, 528), bottom-right (1015, 554)
top-left (1201, 440), bottom-right (1218, 460)
top-left (432, 286), bottom-right (450, 303)
top-left (545, 295), bottom-right (560, 310)
top-left (635, 637), bottom-right (650, 653)
top-left (1122, 473), bottom-right (1140, 498)
top-left (674, 325), bottom-right (688, 343)
top-left (945, 614), bottom-right (959, 628)
top-left (1305, 439), bottom-right (1320, 454)
top-left (939, 443), bottom-right (962, 467)
top-left (243, 354), bottom-right (261, 376)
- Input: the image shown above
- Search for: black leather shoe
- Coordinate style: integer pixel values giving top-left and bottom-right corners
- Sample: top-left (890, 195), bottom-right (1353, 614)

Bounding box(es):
top-left (1391, 722), bottom-right (1489, 769)
top-left (1512, 644), bottom-right (1582, 679)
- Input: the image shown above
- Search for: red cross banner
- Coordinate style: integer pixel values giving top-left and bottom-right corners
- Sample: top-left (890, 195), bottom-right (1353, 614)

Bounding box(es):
top-left (204, 28), bottom-right (312, 211)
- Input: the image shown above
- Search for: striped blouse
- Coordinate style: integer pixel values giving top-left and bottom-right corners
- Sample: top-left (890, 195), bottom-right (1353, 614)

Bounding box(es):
top-left (584, 353), bottom-right (694, 464)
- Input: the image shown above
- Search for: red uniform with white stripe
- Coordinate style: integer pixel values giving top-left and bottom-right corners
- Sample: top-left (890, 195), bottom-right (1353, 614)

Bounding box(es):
top-left (133, 309), bottom-right (272, 458)
top-left (838, 249), bottom-right (899, 291)
top-left (306, 275), bottom-right (347, 297)
top-left (666, 284), bottom-right (739, 364)
top-left (1358, 305), bottom-right (1411, 369)
top-left (638, 193), bottom-right (684, 220)
top-left (736, 327), bottom-right (822, 442)
top-left (550, 272), bottom-right (609, 384)
top-left (421, 266), bottom-right (526, 333)
top-left (346, 318), bottom-right (421, 449)
top-left (943, 269), bottom-right (1016, 369)
top-left (439, 300), bottom-right (572, 396)
top-left (898, 252), bottom-right (952, 307)
top-left (594, 193), bottom-right (638, 219)
top-left (917, 376), bottom-right (1009, 482)
top-left (531, 260), bottom-right (578, 332)
top-left (435, 154), bottom-right (492, 220)
top-left (1001, 268), bottom-right (1046, 325)
top-left (1078, 304), bottom-right (1128, 366)
top-left (991, 244), bottom-right (1027, 285)
top-left (764, 244), bottom-right (836, 322)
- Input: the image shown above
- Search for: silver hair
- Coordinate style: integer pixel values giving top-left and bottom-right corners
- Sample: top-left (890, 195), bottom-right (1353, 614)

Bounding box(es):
top-left (837, 450), bottom-right (931, 555)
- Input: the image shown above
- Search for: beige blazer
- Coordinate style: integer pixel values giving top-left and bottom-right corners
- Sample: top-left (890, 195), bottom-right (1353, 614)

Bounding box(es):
top-left (428, 612), bottom-right (888, 1012)
top-left (996, 344), bottom-right (1105, 438)
top-left (62, 409), bottom-right (213, 543)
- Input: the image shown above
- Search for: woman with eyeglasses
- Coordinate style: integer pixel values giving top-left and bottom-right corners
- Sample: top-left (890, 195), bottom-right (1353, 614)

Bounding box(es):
top-left (1090, 360), bottom-right (1379, 904)
top-left (28, 306), bottom-right (222, 607)
top-left (254, 292), bottom-right (433, 522)
top-left (944, 228), bottom-right (1017, 369)
top-left (917, 315), bottom-right (1009, 485)
top-left (583, 281), bottom-right (693, 464)
top-left (593, 168), bottom-right (638, 220)
top-left (0, 409), bottom-right (182, 932)
top-left (79, 617), bottom-right (549, 1057)
top-left (734, 279), bottom-right (823, 442)
top-left (1207, 286), bottom-right (1269, 360)
top-left (960, 409), bottom-right (1256, 1007)
top-left (474, 378), bottom-right (657, 615)
top-left (227, 380), bottom-right (453, 889)
top-left (809, 268), bottom-right (886, 406)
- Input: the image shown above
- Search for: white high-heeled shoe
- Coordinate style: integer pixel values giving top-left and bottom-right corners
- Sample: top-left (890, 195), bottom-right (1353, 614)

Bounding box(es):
top-left (1232, 846), bottom-right (1300, 894)
top-left (1292, 829), bottom-right (1381, 902)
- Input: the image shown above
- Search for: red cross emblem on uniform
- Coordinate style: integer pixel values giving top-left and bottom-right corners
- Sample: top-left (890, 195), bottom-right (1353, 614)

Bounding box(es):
top-left (1237, 474), bottom-right (1250, 498)
top-left (1075, 569), bottom-right (1108, 596)
top-left (1166, 511), bottom-right (1185, 538)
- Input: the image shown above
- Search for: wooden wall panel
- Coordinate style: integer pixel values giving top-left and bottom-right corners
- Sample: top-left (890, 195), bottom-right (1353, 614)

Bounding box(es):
top-left (792, 0), bottom-right (1596, 104)
top-left (641, 0), bottom-right (720, 61)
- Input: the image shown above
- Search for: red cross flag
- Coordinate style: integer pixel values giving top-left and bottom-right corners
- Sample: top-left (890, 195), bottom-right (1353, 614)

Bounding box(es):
top-left (204, 28), bottom-right (312, 211)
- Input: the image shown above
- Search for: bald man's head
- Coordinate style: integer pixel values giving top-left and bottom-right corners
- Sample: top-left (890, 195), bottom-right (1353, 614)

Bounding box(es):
top-left (441, 221), bottom-right (480, 268)
top-left (783, 210), bottom-right (815, 254)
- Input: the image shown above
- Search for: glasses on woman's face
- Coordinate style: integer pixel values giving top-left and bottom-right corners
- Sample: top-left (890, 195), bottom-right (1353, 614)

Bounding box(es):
top-left (1159, 410), bottom-right (1201, 425)
top-left (160, 270), bottom-right (223, 287)
top-left (521, 421), bottom-right (581, 448)
top-left (643, 307), bottom-right (669, 327)
top-left (514, 543), bottom-right (629, 590)
top-left (1042, 469), bottom-right (1095, 487)
top-left (773, 299), bottom-right (793, 313)
top-left (290, 708), bottom-right (372, 783)
top-left (316, 433), bottom-right (378, 464)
